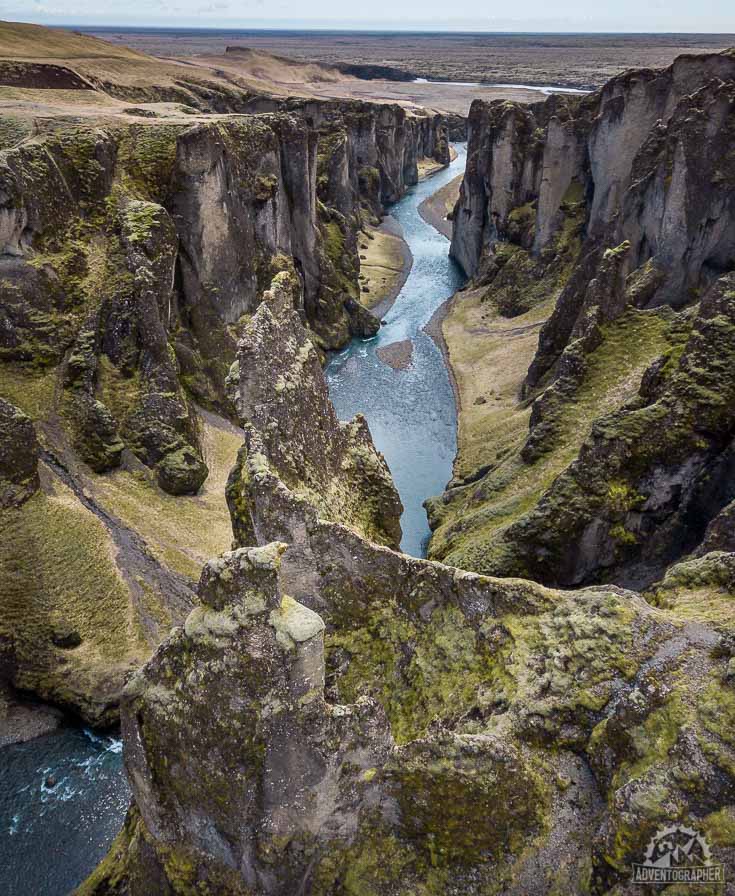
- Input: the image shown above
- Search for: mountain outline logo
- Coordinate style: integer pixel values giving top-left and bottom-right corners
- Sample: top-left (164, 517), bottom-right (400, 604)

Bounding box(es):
top-left (632, 824), bottom-right (725, 885)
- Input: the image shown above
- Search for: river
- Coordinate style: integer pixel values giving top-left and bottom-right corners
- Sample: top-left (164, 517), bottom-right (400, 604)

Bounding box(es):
top-left (413, 77), bottom-right (591, 95)
top-left (326, 142), bottom-right (467, 556)
top-left (0, 144), bottom-right (467, 894)
top-left (0, 726), bottom-right (129, 895)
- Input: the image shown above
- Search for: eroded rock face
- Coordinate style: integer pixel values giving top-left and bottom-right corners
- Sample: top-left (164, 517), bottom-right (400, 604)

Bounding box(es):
top-left (451, 52), bottom-right (735, 330)
top-left (434, 50), bottom-right (735, 588)
top-left (228, 270), bottom-right (403, 566)
top-left (83, 530), bottom-right (735, 893)
top-left (113, 545), bottom-right (396, 895)
top-left (0, 398), bottom-right (39, 507)
top-left (248, 97), bottom-right (450, 209)
top-left (83, 244), bottom-right (735, 894)
top-left (1, 106), bottom-right (448, 492)
top-left (0, 98), bottom-right (447, 724)
top-left (501, 273), bottom-right (735, 588)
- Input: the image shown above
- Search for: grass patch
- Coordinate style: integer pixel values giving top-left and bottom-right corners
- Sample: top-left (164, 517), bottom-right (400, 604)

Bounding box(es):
top-left (431, 306), bottom-right (673, 569)
top-left (92, 410), bottom-right (243, 580)
top-left (357, 224), bottom-right (407, 309)
top-left (0, 365), bottom-right (57, 420)
top-left (0, 468), bottom-right (147, 715)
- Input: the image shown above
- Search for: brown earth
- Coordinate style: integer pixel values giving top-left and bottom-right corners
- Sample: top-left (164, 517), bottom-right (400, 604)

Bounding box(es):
top-left (0, 21), bottom-right (543, 122)
top-left (83, 29), bottom-right (734, 89)
top-left (12, 24), bottom-right (727, 121)
top-left (376, 338), bottom-right (414, 370)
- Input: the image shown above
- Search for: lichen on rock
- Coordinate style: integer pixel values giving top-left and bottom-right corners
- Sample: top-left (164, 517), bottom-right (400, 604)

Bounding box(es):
top-left (229, 268), bottom-right (403, 557)
top-left (434, 50), bottom-right (735, 593)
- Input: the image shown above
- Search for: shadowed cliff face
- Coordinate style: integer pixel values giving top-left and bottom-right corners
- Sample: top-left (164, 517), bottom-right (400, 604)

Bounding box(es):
top-left (81, 272), bottom-right (735, 896)
top-left (434, 50), bottom-right (735, 588)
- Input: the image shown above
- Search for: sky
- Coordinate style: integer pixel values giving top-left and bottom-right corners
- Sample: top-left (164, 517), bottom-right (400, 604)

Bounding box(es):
top-left (6, 0), bottom-right (735, 33)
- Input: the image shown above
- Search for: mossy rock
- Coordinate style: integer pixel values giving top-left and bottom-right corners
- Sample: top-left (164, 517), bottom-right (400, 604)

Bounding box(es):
top-left (156, 444), bottom-right (208, 496)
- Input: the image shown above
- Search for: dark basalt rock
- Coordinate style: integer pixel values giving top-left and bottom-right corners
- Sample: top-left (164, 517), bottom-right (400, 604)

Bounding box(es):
top-left (155, 444), bottom-right (208, 496)
top-left (0, 61), bottom-right (94, 90)
top-left (345, 295), bottom-right (380, 338)
top-left (0, 397), bottom-right (39, 507)
top-left (231, 270), bottom-right (403, 554)
top-left (434, 50), bottom-right (735, 588)
top-left (82, 273), bottom-right (735, 892)
top-left (51, 624), bottom-right (82, 650)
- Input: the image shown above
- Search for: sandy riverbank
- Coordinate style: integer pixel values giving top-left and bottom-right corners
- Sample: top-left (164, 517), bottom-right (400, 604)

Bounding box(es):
top-left (357, 215), bottom-right (413, 320)
top-left (418, 172), bottom-right (463, 239)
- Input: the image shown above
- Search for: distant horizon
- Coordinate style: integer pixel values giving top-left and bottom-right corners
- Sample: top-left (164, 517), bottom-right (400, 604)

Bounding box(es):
top-left (7, 11), bottom-right (735, 36)
top-left (67, 25), bottom-right (735, 36)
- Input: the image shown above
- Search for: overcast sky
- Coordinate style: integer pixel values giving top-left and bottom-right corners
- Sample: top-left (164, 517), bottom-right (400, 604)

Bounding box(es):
top-left (8, 0), bottom-right (735, 33)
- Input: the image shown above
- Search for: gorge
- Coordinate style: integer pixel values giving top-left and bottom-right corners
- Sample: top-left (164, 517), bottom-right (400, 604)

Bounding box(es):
top-left (326, 145), bottom-right (467, 556)
top-left (2, 20), bottom-right (735, 896)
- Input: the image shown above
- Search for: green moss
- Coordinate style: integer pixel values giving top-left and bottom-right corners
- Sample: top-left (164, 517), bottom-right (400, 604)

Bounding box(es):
top-left (508, 202), bottom-right (535, 225)
top-left (97, 355), bottom-right (142, 425)
top-left (156, 443), bottom-right (209, 496)
top-left (613, 696), bottom-right (690, 790)
top-left (0, 365), bottom-right (57, 420)
top-left (433, 307), bottom-right (673, 576)
top-left (310, 820), bottom-right (448, 896)
top-left (561, 179), bottom-right (585, 206)
top-left (326, 605), bottom-right (415, 740)
top-left (326, 585), bottom-right (517, 744)
top-left (320, 216), bottom-right (359, 300)
top-left (648, 553), bottom-right (735, 626)
top-left (479, 179), bottom-right (585, 319)
top-left (698, 676), bottom-right (735, 748)
top-left (253, 174), bottom-right (278, 202)
top-left (506, 201), bottom-right (537, 244)
top-left (0, 114), bottom-right (32, 150)
top-left (358, 165), bottom-right (381, 197)
top-left (609, 523), bottom-right (637, 545)
top-left (93, 414), bottom-right (241, 581)
top-left (0, 474), bottom-right (148, 717)
top-left (157, 841), bottom-right (250, 895)
top-left (606, 481), bottom-right (644, 513)
top-left (603, 240), bottom-right (631, 260)
top-left (391, 741), bottom-right (548, 868)
top-left (120, 199), bottom-right (165, 244)
top-left (704, 807), bottom-right (735, 848)
top-left (114, 124), bottom-right (182, 202)
top-left (78, 807), bottom-right (249, 895)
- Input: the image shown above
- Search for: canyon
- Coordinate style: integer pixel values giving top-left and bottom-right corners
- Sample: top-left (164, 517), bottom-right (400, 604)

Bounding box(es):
top-left (1, 19), bottom-right (735, 896)
top-left (0, 21), bottom-right (448, 731)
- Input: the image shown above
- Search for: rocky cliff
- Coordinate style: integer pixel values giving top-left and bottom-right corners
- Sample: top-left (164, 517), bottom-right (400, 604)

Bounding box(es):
top-left (8, 24), bottom-right (735, 896)
top-left (0, 67), bottom-right (447, 726)
top-left (433, 50), bottom-right (735, 588)
top-left (81, 270), bottom-right (735, 896)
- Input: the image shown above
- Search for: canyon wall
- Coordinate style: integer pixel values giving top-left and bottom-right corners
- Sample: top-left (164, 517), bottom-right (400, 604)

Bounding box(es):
top-left (433, 50), bottom-right (735, 588)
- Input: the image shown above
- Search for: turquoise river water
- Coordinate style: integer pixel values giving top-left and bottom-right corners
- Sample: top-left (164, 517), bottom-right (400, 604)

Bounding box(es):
top-left (326, 142), bottom-right (467, 555)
